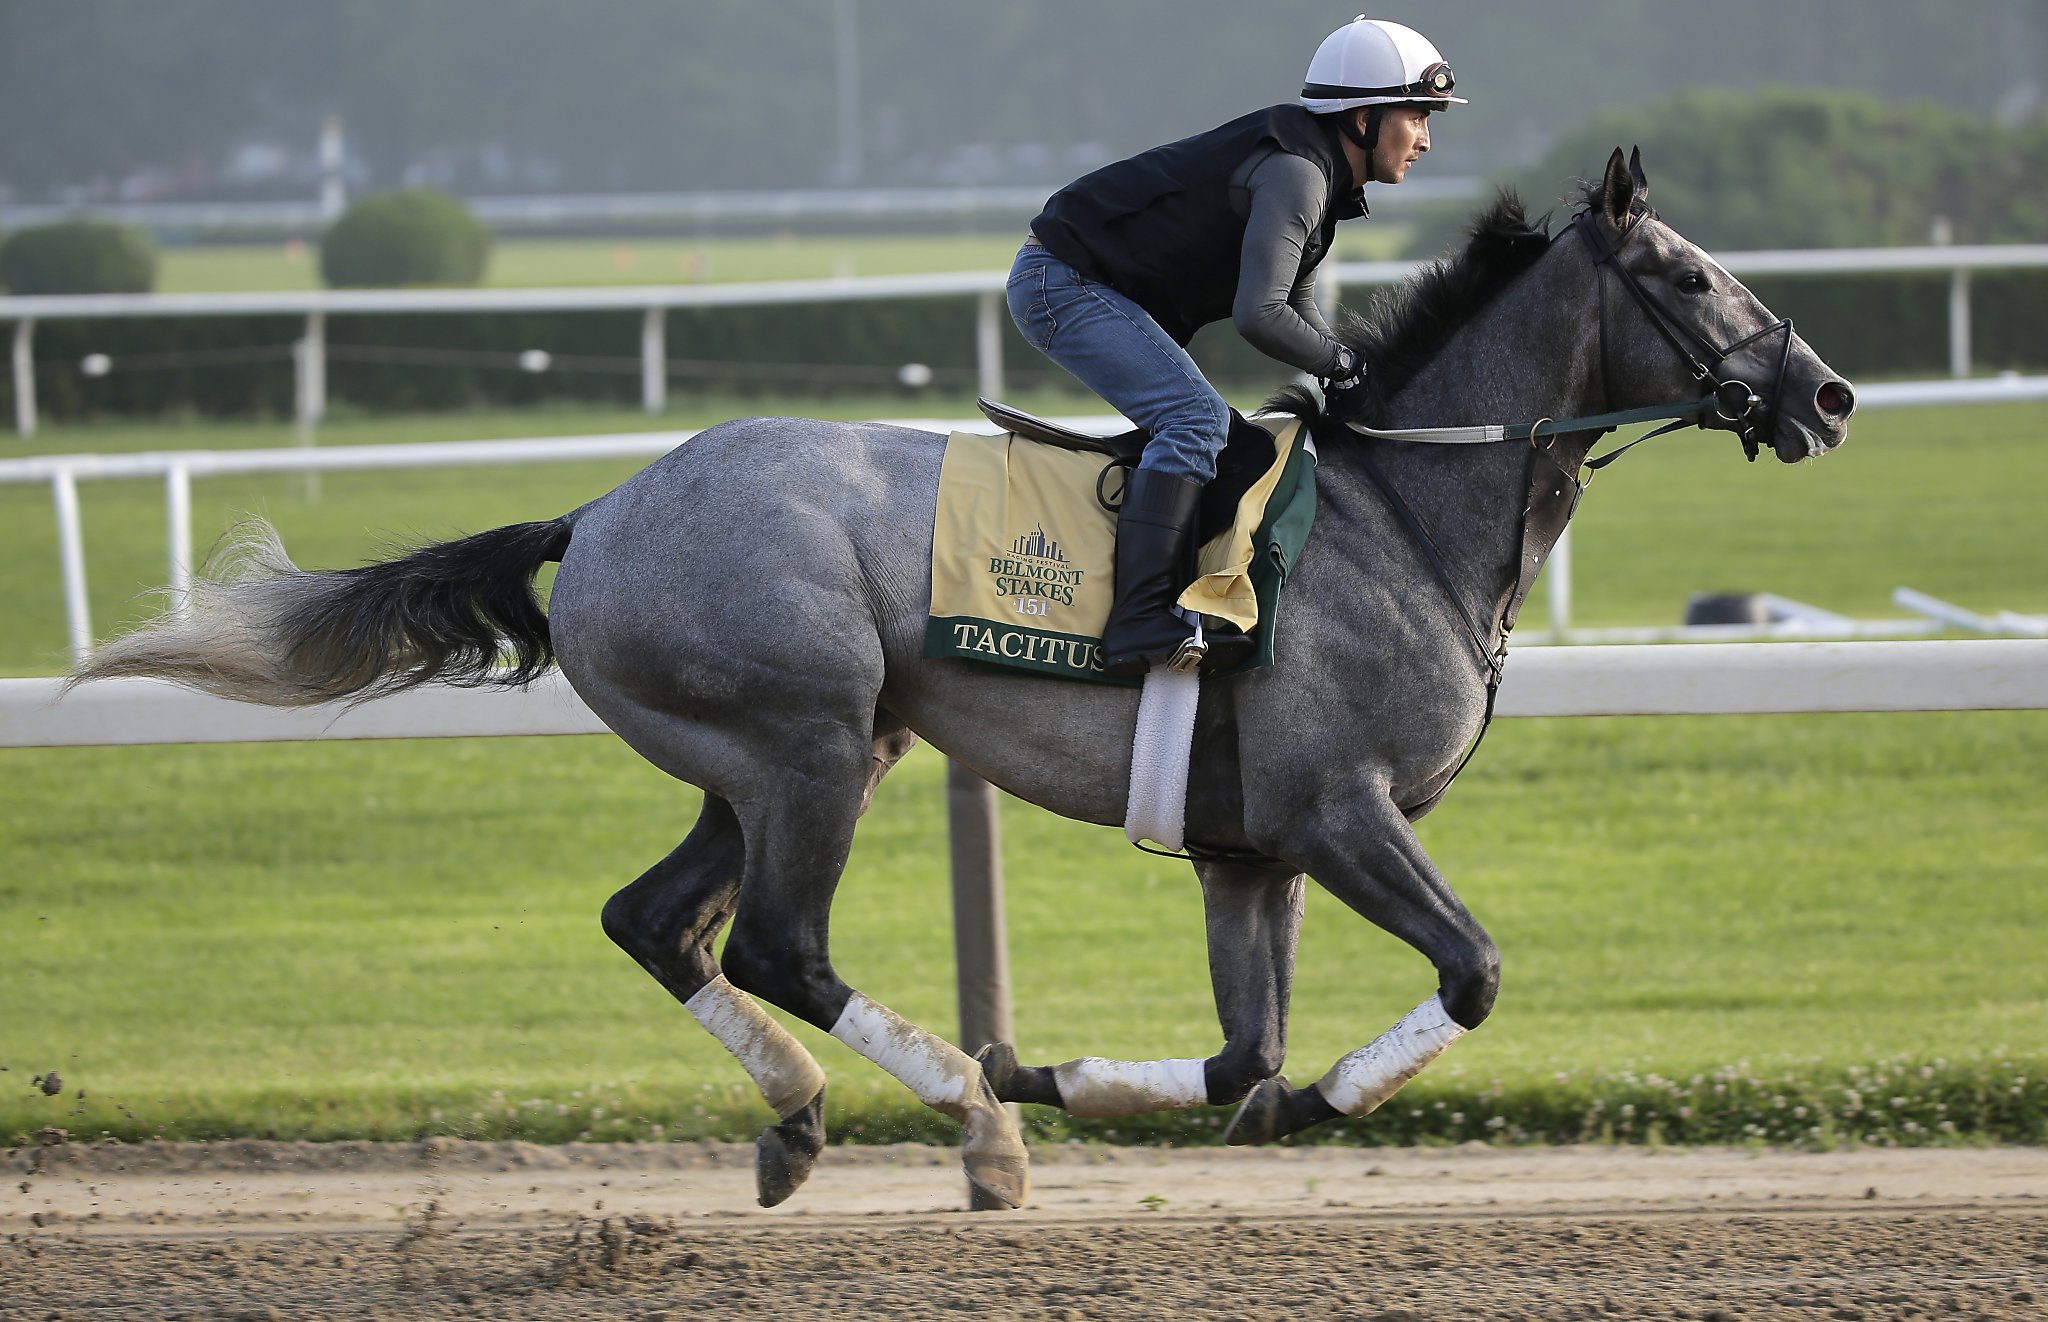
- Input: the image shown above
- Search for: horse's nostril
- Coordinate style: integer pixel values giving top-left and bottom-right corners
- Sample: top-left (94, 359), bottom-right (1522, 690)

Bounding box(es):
top-left (1816, 380), bottom-right (1854, 418)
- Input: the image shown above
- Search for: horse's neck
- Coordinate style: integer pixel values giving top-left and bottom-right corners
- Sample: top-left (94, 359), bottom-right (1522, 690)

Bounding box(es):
top-left (1339, 262), bottom-right (1603, 614)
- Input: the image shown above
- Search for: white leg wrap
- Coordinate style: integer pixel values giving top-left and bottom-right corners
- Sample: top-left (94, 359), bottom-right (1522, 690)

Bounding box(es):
top-left (684, 975), bottom-right (826, 1119)
top-left (1053, 1056), bottom-right (1211, 1118)
top-left (829, 991), bottom-right (976, 1110)
top-left (830, 991), bottom-right (1029, 1207)
top-left (1314, 995), bottom-right (1468, 1118)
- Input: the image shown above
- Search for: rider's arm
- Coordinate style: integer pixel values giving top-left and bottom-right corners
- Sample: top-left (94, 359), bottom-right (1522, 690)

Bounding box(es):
top-left (1288, 273), bottom-right (1334, 340)
top-left (1232, 150), bottom-right (1351, 378)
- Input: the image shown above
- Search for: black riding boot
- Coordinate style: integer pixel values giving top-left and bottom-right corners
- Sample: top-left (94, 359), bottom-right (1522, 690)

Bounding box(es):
top-left (1100, 468), bottom-right (1206, 678)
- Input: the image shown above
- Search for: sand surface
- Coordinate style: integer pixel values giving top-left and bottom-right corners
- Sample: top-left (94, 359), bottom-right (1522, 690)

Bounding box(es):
top-left (5, 1138), bottom-right (2045, 1319)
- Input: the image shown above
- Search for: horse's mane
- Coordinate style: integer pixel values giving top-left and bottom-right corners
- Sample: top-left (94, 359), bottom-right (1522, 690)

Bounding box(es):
top-left (1267, 190), bottom-right (1556, 429)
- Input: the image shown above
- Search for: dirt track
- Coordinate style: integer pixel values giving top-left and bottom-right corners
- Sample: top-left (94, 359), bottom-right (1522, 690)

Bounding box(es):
top-left (5, 1139), bottom-right (2045, 1320)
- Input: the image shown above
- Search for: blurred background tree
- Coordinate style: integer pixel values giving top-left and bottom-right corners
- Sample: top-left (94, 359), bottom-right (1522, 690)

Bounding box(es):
top-left (1403, 88), bottom-right (2048, 256)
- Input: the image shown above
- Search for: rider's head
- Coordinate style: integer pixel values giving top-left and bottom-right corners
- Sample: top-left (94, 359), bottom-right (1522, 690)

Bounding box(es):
top-left (1300, 16), bottom-right (1464, 184)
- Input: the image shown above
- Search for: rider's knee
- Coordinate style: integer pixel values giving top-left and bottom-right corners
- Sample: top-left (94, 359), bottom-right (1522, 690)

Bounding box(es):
top-left (1439, 936), bottom-right (1501, 1030)
top-left (1203, 1039), bottom-right (1287, 1106)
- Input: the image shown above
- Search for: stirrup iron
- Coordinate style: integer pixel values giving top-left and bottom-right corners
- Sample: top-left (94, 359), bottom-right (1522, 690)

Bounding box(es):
top-left (1163, 617), bottom-right (1208, 674)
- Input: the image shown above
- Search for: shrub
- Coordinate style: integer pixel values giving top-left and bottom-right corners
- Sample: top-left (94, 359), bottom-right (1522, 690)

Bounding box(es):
top-left (0, 220), bottom-right (158, 295)
top-left (320, 189), bottom-right (491, 288)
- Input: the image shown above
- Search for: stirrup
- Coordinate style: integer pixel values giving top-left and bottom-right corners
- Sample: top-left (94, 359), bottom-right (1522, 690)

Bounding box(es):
top-left (1163, 618), bottom-right (1208, 674)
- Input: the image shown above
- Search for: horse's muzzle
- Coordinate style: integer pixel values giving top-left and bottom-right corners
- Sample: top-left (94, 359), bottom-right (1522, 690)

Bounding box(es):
top-left (1769, 377), bottom-right (1856, 462)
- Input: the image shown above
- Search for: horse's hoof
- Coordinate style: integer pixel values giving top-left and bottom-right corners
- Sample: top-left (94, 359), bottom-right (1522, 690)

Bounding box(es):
top-left (960, 1075), bottom-right (1030, 1210)
top-left (755, 1088), bottom-right (826, 1208)
top-left (963, 1148), bottom-right (1030, 1210)
top-left (1224, 1076), bottom-right (1293, 1147)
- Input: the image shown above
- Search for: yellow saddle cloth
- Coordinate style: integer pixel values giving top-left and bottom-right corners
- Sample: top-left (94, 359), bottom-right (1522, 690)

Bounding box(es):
top-left (924, 416), bottom-right (1315, 684)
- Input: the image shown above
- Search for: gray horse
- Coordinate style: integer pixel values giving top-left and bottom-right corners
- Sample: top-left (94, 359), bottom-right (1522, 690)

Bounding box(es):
top-left (73, 151), bottom-right (1853, 1210)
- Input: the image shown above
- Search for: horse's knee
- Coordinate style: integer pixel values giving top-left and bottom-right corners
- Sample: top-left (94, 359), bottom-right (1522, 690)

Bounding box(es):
top-left (1203, 1038), bottom-right (1287, 1106)
top-left (1438, 934), bottom-right (1501, 1030)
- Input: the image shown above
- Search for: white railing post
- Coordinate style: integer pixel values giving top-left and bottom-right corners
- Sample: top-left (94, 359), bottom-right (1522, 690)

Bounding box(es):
top-left (11, 317), bottom-right (35, 439)
top-left (1949, 267), bottom-right (1972, 379)
top-left (51, 468), bottom-right (91, 665)
top-left (295, 310), bottom-right (325, 499)
top-left (1547, 525), bottom-right (1573, 636)
top-left (641, 307), bottom-right (667, 415)
top-left (298, 309), bottom-right (327, 426)
top-left (976, 291), bottom-right (1004, 401)
top-left (166, 462), bottom-right (193, 612)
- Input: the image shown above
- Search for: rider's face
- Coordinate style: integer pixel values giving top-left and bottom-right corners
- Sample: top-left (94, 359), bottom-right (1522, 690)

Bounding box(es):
top-left (1371, 107), bottom-right (1432, 183)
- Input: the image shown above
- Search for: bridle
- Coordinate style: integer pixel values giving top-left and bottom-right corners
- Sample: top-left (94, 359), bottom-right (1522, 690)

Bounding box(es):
top-left (1572, 208), bottom-right (1794, 463)
top-left (1315, 210), bottom-right (1798, 821)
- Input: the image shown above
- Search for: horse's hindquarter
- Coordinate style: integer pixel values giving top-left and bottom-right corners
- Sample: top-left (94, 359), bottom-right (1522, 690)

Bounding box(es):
top-left (549, 419), bottom-right (940, 787)
top-left (547, 418), bottom-right (1140, 825)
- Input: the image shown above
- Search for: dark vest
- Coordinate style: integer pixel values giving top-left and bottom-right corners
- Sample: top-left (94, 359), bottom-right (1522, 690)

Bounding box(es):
top-left (1031, 105), bottom-right (1362, 346)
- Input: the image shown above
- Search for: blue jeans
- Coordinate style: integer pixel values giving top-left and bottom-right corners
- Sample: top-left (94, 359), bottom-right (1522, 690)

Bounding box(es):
top-left (1005, 243), bottom-right (1229, 484)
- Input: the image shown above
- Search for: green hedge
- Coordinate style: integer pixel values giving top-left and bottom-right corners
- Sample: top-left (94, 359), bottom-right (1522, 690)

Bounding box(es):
top-left (4, 273), bottom-right (2043, 426)
top-left (320, 189), bottom-right (491, 288)
top-left (0, 220), bottom-right (157, 295)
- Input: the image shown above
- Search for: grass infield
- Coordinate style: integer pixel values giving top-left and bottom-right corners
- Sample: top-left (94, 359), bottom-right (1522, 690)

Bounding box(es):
top-left (149, 229), bottom-right (1415, 294)
top-left (2, 396), bottom-right (2043, 1147)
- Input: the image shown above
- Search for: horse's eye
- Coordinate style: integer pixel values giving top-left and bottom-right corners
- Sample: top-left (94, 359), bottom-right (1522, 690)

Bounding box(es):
top-left (1676, 271), bottom-right (1711, 293)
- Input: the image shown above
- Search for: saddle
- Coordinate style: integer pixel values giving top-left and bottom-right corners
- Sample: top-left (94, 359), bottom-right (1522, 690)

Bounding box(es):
top-left (976, 398), bottom-right (1283, 546)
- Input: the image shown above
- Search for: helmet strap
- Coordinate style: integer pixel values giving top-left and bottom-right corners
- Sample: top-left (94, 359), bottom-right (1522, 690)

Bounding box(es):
top-left (1338, 107), bottom-right (1383, 180)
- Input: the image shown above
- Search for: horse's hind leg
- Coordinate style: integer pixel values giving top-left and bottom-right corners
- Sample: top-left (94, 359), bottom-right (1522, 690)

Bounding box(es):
top-left (720, 728), bottom-right (1029, 1209)
top-left (1227, 789), bottom-right (1496, 1145)
top-left (980, 859), bottom-right (1304, 1117)
top-left (600, 722), bottom-right (922, 1207)
top-left (600, 793), bottom-right (834, 1206)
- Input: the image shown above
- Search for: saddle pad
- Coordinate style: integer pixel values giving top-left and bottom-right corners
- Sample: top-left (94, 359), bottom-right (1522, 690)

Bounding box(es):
top-left (924, 416), bottom-right (1316, 684)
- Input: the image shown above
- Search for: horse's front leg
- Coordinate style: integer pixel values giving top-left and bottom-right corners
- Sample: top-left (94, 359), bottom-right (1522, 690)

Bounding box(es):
top-left (979, 859), bottom-right (1305, 1116)
top-left (1227, 787), bottom-right (1498, 1145)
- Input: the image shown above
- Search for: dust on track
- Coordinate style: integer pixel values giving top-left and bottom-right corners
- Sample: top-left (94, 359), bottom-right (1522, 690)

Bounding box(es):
top-left (5, 1139), bottom-right (2045, 1320)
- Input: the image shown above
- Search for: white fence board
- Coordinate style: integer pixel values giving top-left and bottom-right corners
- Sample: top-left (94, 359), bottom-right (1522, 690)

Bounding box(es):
top-left (5, 640), bottom-right (2044, 750)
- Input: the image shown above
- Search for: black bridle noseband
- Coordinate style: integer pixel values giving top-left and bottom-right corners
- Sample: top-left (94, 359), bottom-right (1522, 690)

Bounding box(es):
top-left (1573, 209), bottom-right (1794, 462)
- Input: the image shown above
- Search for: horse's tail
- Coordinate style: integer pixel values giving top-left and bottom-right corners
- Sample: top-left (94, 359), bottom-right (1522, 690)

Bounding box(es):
top-left (70, 516), bottom-right (573, 706)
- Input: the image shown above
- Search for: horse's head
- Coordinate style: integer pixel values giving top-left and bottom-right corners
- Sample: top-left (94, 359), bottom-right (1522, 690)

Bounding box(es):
top-left (1580, 147), bottom-right (1855, 463)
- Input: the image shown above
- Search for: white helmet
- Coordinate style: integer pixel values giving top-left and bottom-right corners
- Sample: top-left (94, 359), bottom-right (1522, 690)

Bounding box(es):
top-left (1300, 16), bottom-right (1466, 113)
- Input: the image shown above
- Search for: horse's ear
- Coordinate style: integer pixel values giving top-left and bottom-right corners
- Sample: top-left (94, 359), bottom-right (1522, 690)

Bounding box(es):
top-left (1599, 147), bottom-right (1635, 230)
top-left (1628, 146), bottom-right (1649, 202)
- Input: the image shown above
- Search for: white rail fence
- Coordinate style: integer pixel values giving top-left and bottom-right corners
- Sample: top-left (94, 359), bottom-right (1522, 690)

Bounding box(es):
top-left (5, 641), bottom-right (2045, 751)
top-left (6, 241), bottom-right (2048, 438)
top-left (6, 373), bottom-right (2047, 668)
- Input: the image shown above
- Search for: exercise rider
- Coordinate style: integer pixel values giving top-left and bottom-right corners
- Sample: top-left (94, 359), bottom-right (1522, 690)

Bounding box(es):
top-left (1008, 15), bottom-right (1463, 677)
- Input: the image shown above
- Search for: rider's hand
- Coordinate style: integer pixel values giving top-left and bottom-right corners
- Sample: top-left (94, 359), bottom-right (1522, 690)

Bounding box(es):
top-left (1319, 344), bottom-right (1368, 412)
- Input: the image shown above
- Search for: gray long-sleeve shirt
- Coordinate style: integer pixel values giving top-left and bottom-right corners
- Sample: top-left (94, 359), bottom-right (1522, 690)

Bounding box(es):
top-left (1228, 148), bottom-right (1354, 377)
